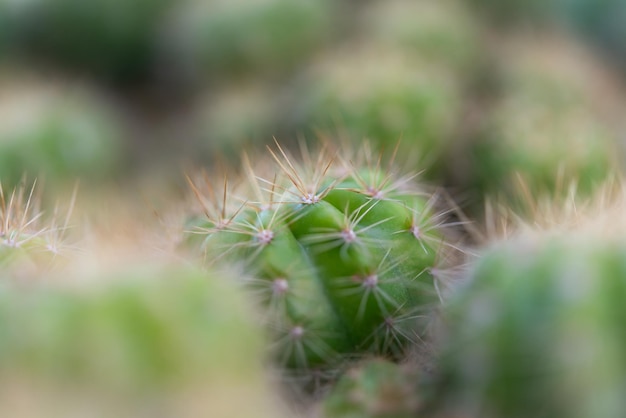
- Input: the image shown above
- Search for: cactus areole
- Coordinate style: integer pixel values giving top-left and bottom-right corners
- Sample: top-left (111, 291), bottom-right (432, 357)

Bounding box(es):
top-left (190, 143), bottom-right (456, 375)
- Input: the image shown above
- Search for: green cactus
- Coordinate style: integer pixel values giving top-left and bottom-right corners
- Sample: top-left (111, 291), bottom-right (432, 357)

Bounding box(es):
top-left (359, 0), bottom-right (481, 72)
top-left (323, 358), bottom-right (422, 418)
top-left (0, 78), bottom-right (126, 188)
top-left (192, 82), bottom-right (283, 157)
top-left (0, 181), bottom-right (74, 278)
top-left (287, 0), bottom-right (480, 178)
top-left (188, 142), bottom-right (463, 384)
top-left (434, 235), bottom-right (626, 418)
top-left (163, 0), bottom-right (336, 81)
top-left (0, 264), bottom-right (285, 417)
top-left (463, 34), bottom-right (622, 205)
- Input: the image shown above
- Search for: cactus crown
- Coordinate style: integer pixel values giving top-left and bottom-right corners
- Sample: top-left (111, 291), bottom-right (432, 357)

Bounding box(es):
top-left (188, 141), bottom-right (464, 382)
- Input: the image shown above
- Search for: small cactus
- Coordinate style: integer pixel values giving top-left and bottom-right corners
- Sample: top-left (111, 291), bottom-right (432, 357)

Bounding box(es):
top-left (188, 141), bottom-right (463, 383)
top-left (322, 358), bottom-right (422, 418)
top-left (0, 77), bottom-right (125, 188)
top-left (0, 264), bottom-right (285, 417)
top-left (434, 234), bottom-right (626, 418)
top-left (461, 33), bottom-right (623, 205)
top-left (0, 181), bottom-right (75, 279)
top-left (162, 0), bottom-right (336, 81)
top-left (288, 0), bottom-right (480, 179)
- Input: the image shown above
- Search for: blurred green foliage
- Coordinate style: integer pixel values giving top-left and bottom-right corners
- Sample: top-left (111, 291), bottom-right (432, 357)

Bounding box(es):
top-left (436, 237), bottom-right (626, 418)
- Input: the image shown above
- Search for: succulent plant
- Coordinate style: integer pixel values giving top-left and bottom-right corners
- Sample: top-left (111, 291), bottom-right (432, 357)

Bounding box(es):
top-left (323, 358), bottom-right (422, 418)
top-left (287, 0), bottom-right (481, 178)
top-left (358, 0), bottom-right (481, 72)
top-left (187, 141), bottom-right (464, 386)
top-left (0, 264), bottom-right (285, 417)
top-left (162, 0), bottom-right (336, 82)
top-left (0, 181), bottom-right (75, 279)
top-left (191, 81), bottom-right (283, 157)
top-left (433, 233), bottom-right (626, 418)
top-left (0, 78), bottom-right (126, 188)
top-left (461, 33), bottom-right (623, 206)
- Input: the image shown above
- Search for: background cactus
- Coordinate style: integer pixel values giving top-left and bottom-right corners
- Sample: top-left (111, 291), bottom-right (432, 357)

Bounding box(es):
top-left (0, 76), bottom-right (126, 188)
top-left (161, 0), bottom-right (336, 83)
top-left (454, 32), bottom-right (625, 210)
top-left (0, 263), bottom-right (286, 418)
top-left (0, 181), bottom-right (75, 280)
top-left (322, 358), bottom-right (422, 418)
top-left (188, 142), bottom-right (464, 387)
top-left (433, 233), bottom-right (626, 418)
top-left (287, 0), bottom-right (481, 178)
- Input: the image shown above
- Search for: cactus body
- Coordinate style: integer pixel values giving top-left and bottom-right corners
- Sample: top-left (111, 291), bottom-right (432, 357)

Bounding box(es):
top-left (191, 143), bottom-right (459, 380)
top-left (464, 34), bottom-right (622, 203)
top-left (0, 264), bottom-right (284, 417)
top-left (0, 182), bottom-right (72, 279)
top-left (323, 358), bottom-right (421, 418)
top-left (163, 0), bottom-right (335, 81)
top-left (0, 79), bottom-right (125, 187)
top-left (289, 0), bottom-right (480, 178)
top-left (435, 236), bottom-right (626, 418)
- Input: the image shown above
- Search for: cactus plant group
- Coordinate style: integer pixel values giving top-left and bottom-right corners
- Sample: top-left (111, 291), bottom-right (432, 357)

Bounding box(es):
top-left (4, 2), bottom-right (626, 416)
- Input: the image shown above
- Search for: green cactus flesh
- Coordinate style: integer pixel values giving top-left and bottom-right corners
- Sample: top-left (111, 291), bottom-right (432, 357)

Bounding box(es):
top-left (0, 265), bottom-right (282, 417)
top-left (323, 358), bottom-right (421, 418)
top-left (435, 237), bottom-right (626, 418)
top-left (191, 144), bottom-right (457, 376)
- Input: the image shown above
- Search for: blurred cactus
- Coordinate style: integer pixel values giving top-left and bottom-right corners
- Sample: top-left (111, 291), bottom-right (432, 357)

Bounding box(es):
top-left (0, 181), bottom-right (74, 280)
top-left (0, 264), bottom-right (285, 417)
top-left (191, 82), bottom-right (284, 156)
top-left (323, 358), bottom-right (421, 418)
top-left (0, 78), bottom-right (126, 187)
top-left (460, 34), bottom-right (623, 206)
top-left (434, 234), bottom-right (626, 418)
top-left (288, 0), bottom-right (480, 177)
top-left (162, 0), bottom-right (336, 82)
top-left (359, 0), bottom-right (481, 72)
top-left (187, 142), bottom-right (463, 386)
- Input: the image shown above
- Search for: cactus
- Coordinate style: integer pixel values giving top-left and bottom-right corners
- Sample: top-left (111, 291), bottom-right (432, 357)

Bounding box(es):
top-left (460, 33), bottom-right (622, 206)
top-left (191, 81), bottom-right (283, 157)
top-left (0, 77), bottom-right (125, 188)
top-left (433, 234), bottom-right (626, 418)
top-left (188, 141), bottom-right (463, 385)
top-left (322, 358), bottom-right (422, 418)
top-left (0, 264), bottom-right (286, 417)
top-left (359, 0), bottom-right (481, 72)
top-left (0, 181), bottom-right (74, 279)
top-left (287, 0), bottom-right (480, 178)
top-left (162, 0), bottom-right (336, 82)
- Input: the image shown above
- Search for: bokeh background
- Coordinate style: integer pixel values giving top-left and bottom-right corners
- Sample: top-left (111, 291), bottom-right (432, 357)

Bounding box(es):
top-left (1, 0), bottom-right (626, 211)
